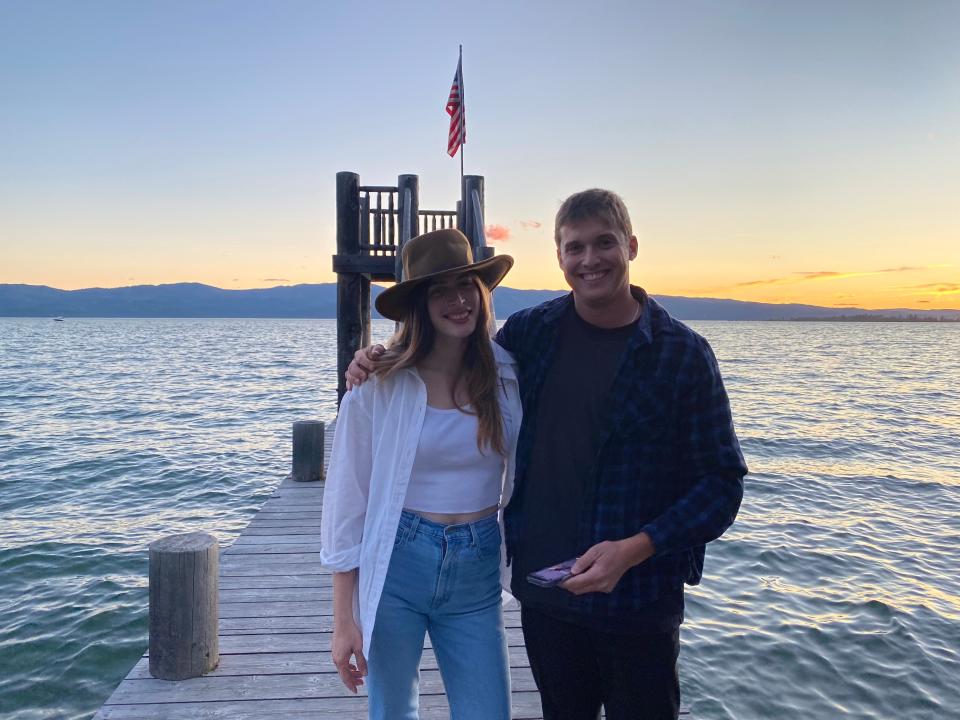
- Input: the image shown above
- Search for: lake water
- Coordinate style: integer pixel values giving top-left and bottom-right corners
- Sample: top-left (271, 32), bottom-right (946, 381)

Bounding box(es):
top-left (1, 318), bottom-right (958, 719)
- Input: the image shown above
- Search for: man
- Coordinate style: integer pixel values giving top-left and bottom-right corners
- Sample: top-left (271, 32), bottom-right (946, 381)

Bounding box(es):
top-left (347, 189), bottom-right (747, 719)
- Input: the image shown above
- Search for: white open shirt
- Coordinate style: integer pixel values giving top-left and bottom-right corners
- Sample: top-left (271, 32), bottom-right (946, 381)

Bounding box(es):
top-left (319, 342), bottom-right (522, 656)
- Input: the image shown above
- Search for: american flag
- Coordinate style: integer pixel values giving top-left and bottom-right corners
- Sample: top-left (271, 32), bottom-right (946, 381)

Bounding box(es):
top-left (446, 57), bottom-right (465, 157)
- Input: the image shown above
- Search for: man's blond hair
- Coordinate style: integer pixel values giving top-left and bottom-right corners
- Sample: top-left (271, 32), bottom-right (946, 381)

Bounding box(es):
top-left (554, 188), bottom-right (633, 246)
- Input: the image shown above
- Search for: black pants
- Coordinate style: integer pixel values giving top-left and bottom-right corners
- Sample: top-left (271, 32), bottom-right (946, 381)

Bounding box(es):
top-left (521, 604), bottom-right (680, 720)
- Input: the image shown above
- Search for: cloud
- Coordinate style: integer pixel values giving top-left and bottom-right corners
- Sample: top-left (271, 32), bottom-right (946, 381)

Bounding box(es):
top-left (795, 271), bottom-right (843, 280)
top-left (901, 282), bottom-right (960, 293)
top-left (262, 278), bottom-right (289, 283)
top-left (520, 220), bottom-right (542, 229)
top-left (797, 267), bottom-right (925, 281)
top-left (733, 272), bottom-right (850, 287)
top-left (688, 265), bottom-right (957, 299)
top-left (734, 278), bottom-right (783, 287)
top-left (735, 266), bottom-right (934, 289)
top-left (485, 224), bottom-right (511, 243)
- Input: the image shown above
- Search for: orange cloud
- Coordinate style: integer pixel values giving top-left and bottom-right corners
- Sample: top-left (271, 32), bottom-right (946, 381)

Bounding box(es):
top-left (734, 278), bottom-right (782, 287)
top-left (901, 282), bottom-right (960, 293)
top-left (486, 224), bottom-right (511, 243)
top-left (734, 266), bottom-right (934, 289)
top-left (795, 271), bottom-right (843, 279)
top-left (795, 267), bottom-right (925, 281)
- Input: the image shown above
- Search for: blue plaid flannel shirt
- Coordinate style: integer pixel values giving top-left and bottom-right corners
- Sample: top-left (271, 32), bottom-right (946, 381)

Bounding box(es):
top-left (496, 287), bottom-right (747, 614)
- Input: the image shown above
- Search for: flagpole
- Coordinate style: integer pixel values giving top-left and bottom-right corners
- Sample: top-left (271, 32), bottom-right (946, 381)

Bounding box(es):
top-left (459, 44), bottom-right (464, 184)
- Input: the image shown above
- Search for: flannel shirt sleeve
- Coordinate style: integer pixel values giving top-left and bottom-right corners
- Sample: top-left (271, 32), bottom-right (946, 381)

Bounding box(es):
top-left (641, 339), bottom-right (746, 556)
top-left (319, 384), bottom-right (374, 571)
top-left (494, 311), bottom-right (522, 354)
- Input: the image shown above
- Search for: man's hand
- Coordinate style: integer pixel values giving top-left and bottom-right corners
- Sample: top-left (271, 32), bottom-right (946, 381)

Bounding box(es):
top-left (561, 532), bottom-right (656, 595)
top-left (331, 619), bottom-right (367, 693)
top-left (345, 344), bottom-right (385, 390)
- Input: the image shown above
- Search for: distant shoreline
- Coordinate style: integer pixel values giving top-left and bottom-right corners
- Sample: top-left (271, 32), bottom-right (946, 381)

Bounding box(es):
top-left (3, 283), bottom-right (959, 322)
top-left (788, 315), bottom-right (960, 323)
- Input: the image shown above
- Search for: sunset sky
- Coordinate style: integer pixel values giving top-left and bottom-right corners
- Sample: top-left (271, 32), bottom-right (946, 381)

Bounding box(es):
top-left (2, 1), bottom-right (958, 309)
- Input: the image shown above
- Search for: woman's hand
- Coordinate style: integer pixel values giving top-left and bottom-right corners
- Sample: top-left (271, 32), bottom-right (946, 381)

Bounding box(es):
top-left (331, 619), bottom-right (367, 693)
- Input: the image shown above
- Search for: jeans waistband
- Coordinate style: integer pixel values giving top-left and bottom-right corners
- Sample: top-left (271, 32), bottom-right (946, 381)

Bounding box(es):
top-left (399, 509), bottom-right (499, 541)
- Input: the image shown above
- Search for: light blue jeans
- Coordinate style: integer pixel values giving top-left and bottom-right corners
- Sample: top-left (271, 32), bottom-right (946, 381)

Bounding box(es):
top-left (367, 510), bottom-right (511, 720)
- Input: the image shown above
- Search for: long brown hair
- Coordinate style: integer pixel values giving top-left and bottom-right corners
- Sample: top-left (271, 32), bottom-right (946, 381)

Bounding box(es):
top-left (373, 274), bottom-right (505, 455)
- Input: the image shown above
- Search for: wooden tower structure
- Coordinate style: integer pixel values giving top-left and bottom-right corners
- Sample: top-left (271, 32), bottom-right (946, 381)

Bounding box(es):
top-left (332, 171), bottom-right (492, 400)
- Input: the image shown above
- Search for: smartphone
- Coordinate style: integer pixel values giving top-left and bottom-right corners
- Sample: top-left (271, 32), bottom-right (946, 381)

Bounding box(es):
top-left (526, 558), bottom-right (577, 588)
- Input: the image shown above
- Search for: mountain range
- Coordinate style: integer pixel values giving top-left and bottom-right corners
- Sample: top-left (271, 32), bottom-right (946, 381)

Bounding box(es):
top-left (1, 283), bottom-right (958, 321)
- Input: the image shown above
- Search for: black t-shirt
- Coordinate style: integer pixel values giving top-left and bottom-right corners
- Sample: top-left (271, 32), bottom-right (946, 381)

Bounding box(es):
top-left (510, 302), bottom-right (683, 633)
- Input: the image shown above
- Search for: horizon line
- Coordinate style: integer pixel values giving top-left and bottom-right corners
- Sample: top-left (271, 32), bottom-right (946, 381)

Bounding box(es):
top-left (3, 281), bottom-right (960, 314)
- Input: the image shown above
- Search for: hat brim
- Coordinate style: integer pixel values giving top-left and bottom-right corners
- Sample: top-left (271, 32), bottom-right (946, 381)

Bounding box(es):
top-left (374, 254), bottom-right (514, 322)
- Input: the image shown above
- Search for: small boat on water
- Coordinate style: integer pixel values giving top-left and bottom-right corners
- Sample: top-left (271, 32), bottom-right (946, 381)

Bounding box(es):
top-left (53, 317), bottom-right (64, 322)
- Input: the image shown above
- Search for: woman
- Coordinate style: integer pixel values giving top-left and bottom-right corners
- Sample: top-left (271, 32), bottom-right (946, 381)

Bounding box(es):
top-left (319, 228), bottom-right (521, 720)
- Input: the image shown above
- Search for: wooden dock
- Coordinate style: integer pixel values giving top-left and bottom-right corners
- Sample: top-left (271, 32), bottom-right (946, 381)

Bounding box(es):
top-left (94, 421), bottom-right (689, 718)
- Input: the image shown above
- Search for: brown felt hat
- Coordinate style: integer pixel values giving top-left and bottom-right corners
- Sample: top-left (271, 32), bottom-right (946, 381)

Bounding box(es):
top-left (375, 228), bottom-right (514, 322)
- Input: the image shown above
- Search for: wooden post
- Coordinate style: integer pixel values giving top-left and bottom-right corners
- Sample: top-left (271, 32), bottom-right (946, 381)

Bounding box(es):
top-left (148, 532), bottom-right (219, 680)
top-left (360, 276), bottom-right (371, 347)
top-left (463, 175), bottom-right (491, 260)
top-left (396, 174), bottom-right (420, 281)
top-left (292, 420), bottom-right (325, 482)
top-left (336, 171), bottom-right (362, 404)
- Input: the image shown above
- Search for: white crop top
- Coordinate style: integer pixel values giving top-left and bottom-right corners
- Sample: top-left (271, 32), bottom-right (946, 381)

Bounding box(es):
top-left (403, 405), bottom-right (505, 514)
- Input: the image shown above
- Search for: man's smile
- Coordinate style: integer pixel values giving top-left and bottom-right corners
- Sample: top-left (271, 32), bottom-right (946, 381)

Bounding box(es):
top-left (580, 270), bottom-right (608, 282)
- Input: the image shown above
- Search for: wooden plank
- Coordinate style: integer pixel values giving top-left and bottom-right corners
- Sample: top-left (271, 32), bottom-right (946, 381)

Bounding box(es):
top-left (233, 534), bottom-right (326, 545)
top-left (268, 481), bottom-right (324, 490)
top-left (219, 556), bottom-right (324, 569)
top-left (218, 575), bottom-right (332, 590)
top-left (240, 527), bottom-right (321, 536)
top-left (248, 511), bottom-right (323, 520)
top-left (220, 587), bottom-right (332, 602)
top-left (107, 667), bottom-right (539, 704)
top-left (95, 692), bottom-right (548, 719)
top-left (223, 542), bottom-right (323, 555)
top-left (249, 508), bottom-right (321, 518)
top-left (331, 253), bottom-right (397, 277)
top-left (209, 627), bottom-right (528, 654)
top-left (125, 646), bottom-right (536, 679)
top-left (219, 616), bottom-right (334, 633)
top-left (246, 517), bottom-right (323, 526)
top-left (219, 562), bottom-right (325, 577)
top-left (215, 610), bottom-right (523, 634)
top-left (220, 549), bottom-right (322, 563)
top-left (219, 601), bottom-right (329, 619)
top-left (246, 503), bottom-right (321, 513)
